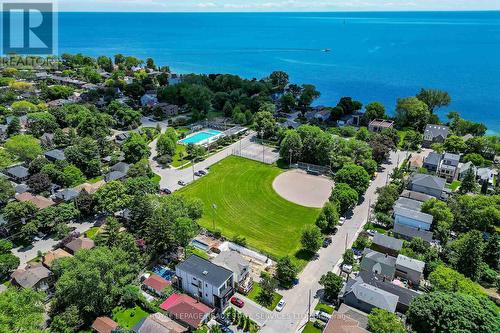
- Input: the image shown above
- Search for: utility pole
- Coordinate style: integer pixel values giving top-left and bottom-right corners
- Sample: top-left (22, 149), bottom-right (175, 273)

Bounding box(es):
top-left (367, 199), bottom-right (372, 223)
top-left (192, 159), bottom-right (195, 182)
top-left (308, 289), bottom-right (312, 320)
top-left (261, 130), bottom-right (265, 163)
top-left (289, 149), bottom-right (293, 168)
top-left (344, 233), bottom-right (348, 251)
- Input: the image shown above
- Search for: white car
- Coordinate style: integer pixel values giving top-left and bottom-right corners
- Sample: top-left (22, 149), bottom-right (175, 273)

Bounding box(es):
top-left (275, 299), bottom-right (286, 312)
top-left (314, 310), bottom-right (332, 323)
top-left (338, 217), bottom-right (346, 226)
top-left (342, 264), bottom-right (353, 274)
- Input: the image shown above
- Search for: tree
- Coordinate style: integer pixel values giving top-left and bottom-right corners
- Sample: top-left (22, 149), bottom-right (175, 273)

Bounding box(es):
top-left (27, 173), bottom-right (51, 194)
top-left (370, 133), bottom-right (395, 163)
top-left (343, 249), bottom-right (355, 265)
top-left (157, 132), bottom-right (176, 157)
top-left (483, 233), bottom-right (500, 270)
top-left (62, 164), bottom-right (86, 187)
top-left (298, 84), bottom-right (320, 111)
top-left (364, 102), bottom-right (385, 121)
top-left (428, 265), bottom-right (486, 297)
top-left (335, 164), bottom-right (370, 195)
top-left (330, 183), bottom-right (359, 215)
top-left (0, 177), bottom-right (15, 207)
top-left (301, 225), bottom-right (323, 253)
top-left (463, 153), bottom-right (487, 167)
top-left (279, 130), bottom-right (303, 163)
top-left (368, 308), bottom-right (406, 333)
top-left (125, 176), bottom-right (158, 196)
top-left (74, 190), bottom-right (95, 217)
top-left (253, 111), bottom-right (277, 139)
top-left (421, 199), bottom-right (453, 243)
top-left (65, 137), bottom-right (101, 176)
top-left (269, 71), bottom-right (289, 91)
top-left (50, 305), bottom-right (83, 333)
top-left (446, 231), bottom-right (485, 281)
top-left (6, 115), bottom-right (20, 136)
top-left (122, 133), bottom-right (150, 163)
top-left (416, 88), bottom-right (451, 113)
top-left (316, 201), bottom-right (339, 232)
top-left (407, 292), bottom-right (499, 333)
top-left (94, 181), bottom-right (131, 215)
top-left (279, 93), bottom-right (297, 113)
top-left (0, 288), bottom-right (45, 333)
top-left (319, 272), bottom-right (343, 301)
top-left (97, 56), bottom-right (113, 72)
top-left (51, 247), bottom-right (140, 326)
top-left (402, 130), bottom-right (423, 150)
top-left (459, 167), bottom-right (478, 193)
top-left (181, 84), bottom-right (213, 116)
top-left (4, 134), bottom-right (42, 161)
top-left (0, 239), bottom-right (20, 277)
top-left (395, 97), bottom-right (430, 131)
top-left (2, 201), bottom-right (38, 224)
top-left (275, 256), bottom-right (298, 288)
top-left (374, 184), bottom-right (400, 214)
top-left (443, 135), bottom-right (466, 154)
top-left (257, 275), bottom-right (278, 307)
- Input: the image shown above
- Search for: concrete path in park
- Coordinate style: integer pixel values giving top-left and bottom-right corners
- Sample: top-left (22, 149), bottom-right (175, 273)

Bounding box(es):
top-left (261, 150), bottom-right (408, 333)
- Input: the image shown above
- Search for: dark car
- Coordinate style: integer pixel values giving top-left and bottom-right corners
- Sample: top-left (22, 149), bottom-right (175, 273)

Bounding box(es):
top-left (215, 314), bottom-right (231, 327)
top-left (231, 296), bottom-right (245, 308)
top-left (160, 188), bottom-right (172, 195)
top-left (331, 227), bottom-right (338, 235)
top-left (194, 171), bottom-right (201, 177)
top-left (198, 170), bottom-right (207, 175)
top-left (323, 236), bottom-right (332, 248)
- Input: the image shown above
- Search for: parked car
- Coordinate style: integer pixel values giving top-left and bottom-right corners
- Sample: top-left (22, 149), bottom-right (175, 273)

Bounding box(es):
top-left (198, 170), bottom-right (207, 175)
top-left (215, 314), bottom-right (231, 327)
top-left (331, 227), bottom-right (338, 235)
top-left (231, 296), bottom-right (244, 308)
top-left (160, 188), bottom-right (172, 195)
top-left (178, 180), bottom-right (186, 186)
top-left (366, 229), bottom-right (376, 237)
top-left (338, 217), bottom-right (346, 226)
top-left (194, 171), bottom-right (201, 177)
top-left (314, 310), bottom-right (332, 323)
top-left (341, 264), bottom-right (353, 274)
top-left (322, 236), bottom-right (332, 248)
top-left (275, 299), bottom-right (286, 312)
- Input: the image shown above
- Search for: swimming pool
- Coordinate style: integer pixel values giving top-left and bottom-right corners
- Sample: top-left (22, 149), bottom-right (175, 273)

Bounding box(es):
top-left (179, 129), bottom-right (222, 145)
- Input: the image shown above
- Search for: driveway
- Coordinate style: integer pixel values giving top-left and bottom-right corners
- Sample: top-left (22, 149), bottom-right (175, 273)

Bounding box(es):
top-left (12, 220), bottom-right (95, 267)
top-left (261, 150), bottom-right (408, 333)
top-left (228, 293), bottom-right (273, 328)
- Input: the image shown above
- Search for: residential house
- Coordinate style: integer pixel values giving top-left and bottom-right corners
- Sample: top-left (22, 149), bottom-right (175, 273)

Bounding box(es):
top-left (437, 153), bottom-right (460, 182)
top-left (14, 183), bottom-right (30, 194)
top-left (423, 124), bottom-right (449, 148)
top-left (360, 249), bottom-right (397, 280)
top-left (115, 132), bottom-right (130, 144)
top-left (132, 312), bottom-right (188, 333)
top-left (337, 111), bottom-right (364, 127)
top-left (400, 190), bottom-right (434, 203)
top-left (175, 254), bottom-right (235, 309)
top-left (53, 188), bottom-right (80, 203)
top-left (65, 237), bottom-right (95, 254)
top-left (348, 271), bottom-right (421, 313)
top-left (110, 162), bottom-right (130, 174)
top-left (47, 99), bottom-right (71, 108)
top-left (15, 192), bottom-right (55, 209)
top-left (458, 161), bottom-right (476, 180)
top-left (323, 303), bottom-right (369, 333)
top-left (279, 119), bottom-right (300, 129)
top-left (341, 280), bottom-right (398, 313)
top-left (395, 255), bottom-right (425, 286)
top-left (409, 173), bottom-right (446, 199)
top-left (212, 251), bottom-right (252, 294)
top-left (371, 232), bottom-right (403, 257)
top-left (141, 93), bottom-right (158, 107)
top-left (155, 103), bottom-right (180, 117)
top-left (142, 274), bottom-right (171, 297)
top-left (393, 206), bottom-right (433, 232)
top-left (74, 180), bottom-right (105, 195)
top-left (393, 223), bottom-right (434, 243)
top-left (0, 124), bottom-right (7, 141)
top-left (408, 155), bottom-right (423, 171)
top-left (91, 317), bottom-right (118, 333)
top-left (477, 167), bottom-right (495, 186)
top-left (44, 149), bottom-right (66, 162)
top-left (305, 108), bottom-right (331, 122)
top-left (42, 249), bottom-right (72, 269)
top-left (3, 165), bottom-right (29, 182)
top-left (422, 152), bottom-right (441, 172)
top-left (11, 264), bottom-right (53, 291)
top-left (40, 133), bottom-right (54, 148)
top-left (160, 293), bottom-right (214, 329)
top-left (368, 119), bottom-right (394, 132)
top-left (105, 171), bottom-right (127, 182)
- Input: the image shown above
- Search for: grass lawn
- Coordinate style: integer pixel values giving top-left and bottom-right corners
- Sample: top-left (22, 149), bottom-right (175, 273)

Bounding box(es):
top-left (177, 156), bottom-right (321, 266)
top-left (171, 144), bottom-right (189, 167)
top-left (314, 302), bottom-right (334, 314)
top-left (363, 222), bottom-right (388, 235)
top-left (112, 305), bottom-right (150, 329)
top-left (301, 321), bottom-right (322, 333)
top-left (186, 245), bottom-right (210, 260)
top-left (447, 180), bottom-right (461, 191)
top-left (87, 175), bottom-right (104, 184)
top-left (151, 173), bottom-right (161, 184)
top-left (246, 283), bottom-right (283, 310)
top-left (84, 227), bottom-right (101, 240)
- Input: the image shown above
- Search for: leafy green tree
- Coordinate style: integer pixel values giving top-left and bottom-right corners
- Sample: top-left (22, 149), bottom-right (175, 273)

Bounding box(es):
top-left (463, 153), bottom-right (487, 167)
top-left (97, 56), bottom-right (113, 72)
top-left (4, 134), bottom-right (42, 161)
top-left (181, 84), bottom-right (213, 116)
top-left (374, 184), bottom-right (400, 213)
top-left (422, 199), bottom-right (453, 243)
top-left (416, 88), bottom-right (451, 113)
top-left (443, 135), bottom-right (466, 154)
top-left (298, 84), bottom-right (320, 111)
top-left (42, 84), bottom-right (74, 100)
top-left (279, 130), bottom-right (303, 163)
top-left (33, 203), bottom-right (79, 229)
top-left (368, 309), bottom-right (406, 333)
top-left (62, 164), bottom-right (86, 187)
top-left (0, 177), bottom-right (15, 207)
top-left (483, 233), bottom-right (500, 270)
top-left (459, 167), bottom-right (478, 194)
top-left (402, 130), bottom-right (423, 150)
top-left (94, 181), bottom-right (131, 215)
top-left (301, 225), bottom-right (323, 253)
top-left (257, 275), bottom-right (278, 307)
top-left (65, 137), bottom-right (101, 176)
top-left (125, 176), bottom-right (158, 196)
top-left (0, 288), bottom-right (45, 333)
top-left (27, 172), bottom-right (51, 194)
top-left (6, 116), bottom-right (20, 136)
top-left (275, 256), bottom-right (298, 288)
top-left (370, 133), bottom-right (395, 163)
top-left (157, 132), bottom-right (176, 157)
top-left (319, 272), bottom-right (343, 301)
top-left (279, 93), bottom-right (297, 113)
top-left (446, 231), bottom-right (485, 281)
top-left (428, 265), bottom-right (486, 297)
top-left (0, 239), bottom-right (20, 277)
top-left (395, 97), bottom-right (430, 131)
top-left (335, 163), bottom-right (370, 194)
top-left (407, 292), bottom-right (499, 333)
top-left (355, 127), bottom-right (370, 141)
top-left (364, 102), bottom-right (385, 121)
top-left (253, 111), bottom-right (277, 139)
top-left (316, 201), bottom-right (339, 232)
top-left (2, 201), bottom-right (38, 224)
top-left (330, 183), bottom-right (358, 215)
top-left (74, 190), bottom-right (95, 217)
top-left (343, 249), bottom-right (355, 265)
top-left (269, 71), bottom-right (289, 91)
top-left (50, 305), bottom-right (83, 333)
top-left (122, 133), bottom-right (150, 163)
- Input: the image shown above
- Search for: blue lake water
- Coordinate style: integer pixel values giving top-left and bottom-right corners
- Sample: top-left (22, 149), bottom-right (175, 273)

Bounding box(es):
top-left (57, 12), bottom-right (500, 133)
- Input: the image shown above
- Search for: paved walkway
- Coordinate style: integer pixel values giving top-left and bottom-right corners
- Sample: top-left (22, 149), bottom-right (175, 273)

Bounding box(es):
top-left (261, 150), bottom-right (407, 333)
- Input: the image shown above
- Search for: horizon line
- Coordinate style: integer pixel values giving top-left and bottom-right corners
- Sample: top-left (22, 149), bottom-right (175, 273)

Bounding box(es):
top-left (50, 9), bottom-right (500, 13)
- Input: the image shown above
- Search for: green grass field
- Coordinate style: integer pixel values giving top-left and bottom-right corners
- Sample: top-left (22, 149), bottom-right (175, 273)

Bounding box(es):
top-left (246, 282), bottom-right (283, 310)
top-left (177, 156), bottom-right (321, 264)
top-left (112, 305), bottom-right (150, 329)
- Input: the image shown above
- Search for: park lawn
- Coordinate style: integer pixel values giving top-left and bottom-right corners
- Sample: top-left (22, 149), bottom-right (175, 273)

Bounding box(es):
top-left (112, 305), bottom-right (149, 329)
top-left (177, 156), bottom-right (321, 266)
top-left (171, 144), bottom-right (189, 167)
top-left (246, 283), bottom-right (283, 310)
top-left (301, 321), bottom-right (322, 333)
top-left (314, 302), bottom-right (334, 314)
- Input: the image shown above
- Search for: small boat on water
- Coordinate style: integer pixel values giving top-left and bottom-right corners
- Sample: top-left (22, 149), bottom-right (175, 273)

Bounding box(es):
top-left (322, 48), bottom-right (331, 52)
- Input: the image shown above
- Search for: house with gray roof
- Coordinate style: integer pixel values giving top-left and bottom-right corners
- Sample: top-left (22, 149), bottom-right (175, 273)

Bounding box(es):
top-left (105, 170), bottom-right (127, 182)
top-left (423, 152), bottom-right (442, 172)
top-left (394, 197), bottom-right (423, 211)
top-left (360, 249), bottom-right (397, 279)
top-left (423, 124), bottom-right (449, 147)
top-left (393, 206), bottom-right (433, 231)
top-left (395, 255), bottom-right (425, 286)
top-left (11, 264), bottom-right (53, 291)
top-left (110, 162), bottom-right (130, 174)
top-left (400, 190), bottom-right (434, 203)
top-left (44, 149), bottom-right (66, 162)
top-left (437, 152), bottom-right (461, 182)
top-left (393, 223), bottom-right (434, 243)
top-left (409, 173), bottom-right (446, 199)
top-left (477, 167), bottom-right (495, 184)
top-left (371, 232), bottom-right (403, 257)
top-left (53, 188), bottom-right (79, 203)
top-left (175, 255), bottom-right (235, 309)
top-left (3, 165), bottom-right (29, 182)
top-left (458, 161), bottom-right (476, 180)
top-left (341, 280), bottom-right (398, 313)
top-left (212, 251), bottom-right (251, 288)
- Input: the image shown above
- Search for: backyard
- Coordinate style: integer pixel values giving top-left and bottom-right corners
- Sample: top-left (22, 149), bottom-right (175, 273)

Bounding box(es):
top-left (177, 156), bottom-right (321, 265)
top-left (112, 305), bottom-right (150, 329)
top-left (246, 282), bottom-right (283, 310)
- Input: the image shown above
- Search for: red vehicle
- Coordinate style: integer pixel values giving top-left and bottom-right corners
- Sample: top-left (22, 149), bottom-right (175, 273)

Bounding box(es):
top-left (231, 296), bottom-right (245, 308)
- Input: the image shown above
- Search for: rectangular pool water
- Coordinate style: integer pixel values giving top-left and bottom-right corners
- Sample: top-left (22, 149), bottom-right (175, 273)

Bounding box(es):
top-left (179, 129), bottom-right (222, 145)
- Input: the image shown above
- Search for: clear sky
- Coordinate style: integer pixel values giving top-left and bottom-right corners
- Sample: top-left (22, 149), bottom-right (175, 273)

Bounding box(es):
top-left (56, 0), bottom-right (500, 12)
